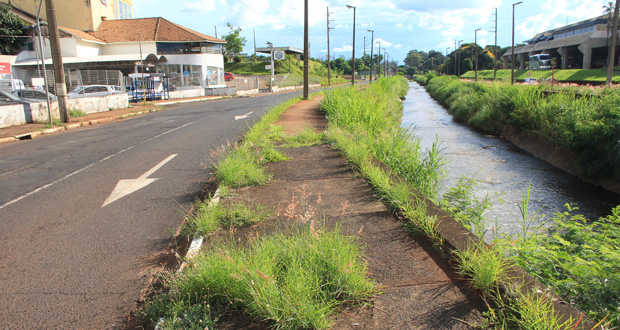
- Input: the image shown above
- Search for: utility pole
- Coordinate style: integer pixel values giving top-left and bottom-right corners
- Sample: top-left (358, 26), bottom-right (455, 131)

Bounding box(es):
top-left (607, 0), bottom-right (619, 85)
top-left (475, 28), bottom-right (481, 82)
top-left (368, 30), bottom-right (374, 83)
top-left (327, 6), bottom-right (334, 86)
top-left (445, 47), bottom-right (450, 75)
top-left (492, 7), bottom-right (498, 80)
top-left (303, 0), bottom-right (309, 99)
top-left (214, 25), bottom-right (217, 38)
top-left (512, 1), bottom-right (523, 85)
top-left (253, 30), bottom-right (257, 59)
top-left (45, 0), bottom-right (69, 122)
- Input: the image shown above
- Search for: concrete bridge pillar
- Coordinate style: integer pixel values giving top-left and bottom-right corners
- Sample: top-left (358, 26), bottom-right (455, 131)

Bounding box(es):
top-left (578, 43), bottom-right (592, 69)
top-left (519, 53), bottom-right (528, 70)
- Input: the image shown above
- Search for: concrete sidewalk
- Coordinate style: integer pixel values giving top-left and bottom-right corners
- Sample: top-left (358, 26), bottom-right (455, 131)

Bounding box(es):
top-left (0, 95), bottom-right (227, 144)
top-left (211, 98), bottom-right (485, 329)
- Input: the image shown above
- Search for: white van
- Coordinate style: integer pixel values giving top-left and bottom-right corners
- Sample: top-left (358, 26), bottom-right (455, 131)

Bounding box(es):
top-left (0, 78), bottom-right (25, 92)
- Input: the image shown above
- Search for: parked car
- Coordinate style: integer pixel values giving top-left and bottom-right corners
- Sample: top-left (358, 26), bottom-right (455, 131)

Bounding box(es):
top-left (0, 78), bottom-right (25, 92)
top-left (67, 85), bottom-right (121, 99)
top-left (224, 72), bottom-right (234, 81)
top-left (0, 90), bottom-right (27, 106)
top-left (12, 89), bottom-right (57, 103)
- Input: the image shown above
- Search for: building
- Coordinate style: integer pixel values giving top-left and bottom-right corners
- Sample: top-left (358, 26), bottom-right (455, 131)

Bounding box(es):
top-left (501, 15), bottom-right (620, 70)
top-left (6, 3), bottom-right (227, 91)
top-left (1, 0), bottom-right (132, 32)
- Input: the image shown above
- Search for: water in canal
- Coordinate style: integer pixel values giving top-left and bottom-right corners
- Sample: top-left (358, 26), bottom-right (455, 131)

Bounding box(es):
top-left (402, 82), bottom-right (620, 237)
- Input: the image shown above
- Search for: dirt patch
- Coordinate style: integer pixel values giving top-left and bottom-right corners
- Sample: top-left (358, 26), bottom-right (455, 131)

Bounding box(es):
top-left (202, 98), bottom-right (485, 328)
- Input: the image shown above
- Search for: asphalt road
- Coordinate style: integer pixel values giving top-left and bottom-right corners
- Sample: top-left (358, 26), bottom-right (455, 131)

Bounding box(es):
top-left (0, 91), bottom-right (301, 329)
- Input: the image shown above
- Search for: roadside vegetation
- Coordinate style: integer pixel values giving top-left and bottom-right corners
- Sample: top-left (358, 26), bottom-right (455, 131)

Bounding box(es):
top-left (461, 68), bottom-right (620, 83)
top-left (415, 74), bottom-right (620, 328)
top-left (143, 95), bottom-right (375, 329)
top-left (418, 74), bottom-right (620, 180)
top-left (322, 76), bottom-right (618, 328)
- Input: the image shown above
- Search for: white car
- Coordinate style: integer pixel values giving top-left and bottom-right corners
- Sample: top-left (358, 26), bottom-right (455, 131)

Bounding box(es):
top-left (12, 89), bottom-right (57, 103)
top-left (67, 85), bottom-right (121, 99)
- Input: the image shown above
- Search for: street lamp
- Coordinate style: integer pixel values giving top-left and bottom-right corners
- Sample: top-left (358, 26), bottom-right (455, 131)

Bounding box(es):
top-left (347, 5), bottom-right (356, 86)
top-left (475, 28), bottom-right (481, 82)
top-left (367, 29), bottom-right (374, 83)
top-left (512, 1), bottom-right (523, 85)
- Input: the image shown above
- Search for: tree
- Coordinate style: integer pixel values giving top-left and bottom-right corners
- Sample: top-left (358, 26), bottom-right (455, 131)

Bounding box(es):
top-left (0, 4), bottom-right (26, 55)
top-left (223, 23), bottom-right (246, 60)
top-left (404, 51), bottom-right (423, 68)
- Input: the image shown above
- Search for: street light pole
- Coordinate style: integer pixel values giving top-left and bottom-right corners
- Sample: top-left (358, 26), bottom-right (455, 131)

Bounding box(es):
top-left (347, 5), bottom-right (356, 86)
top-left (367, 30), bottom-right (374, 83)
top-left (512, 1), bottom-right (523, 85)
top-left (475, 28), bottom-right (481, 82)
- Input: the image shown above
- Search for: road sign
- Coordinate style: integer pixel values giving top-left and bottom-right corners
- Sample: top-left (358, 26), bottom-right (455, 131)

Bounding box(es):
top-left (0, 62), bottom-right (11, 74)
top-left (265, 65), bottom-right (272, 70)
top-left (274, 50), bottom-right (285, 61)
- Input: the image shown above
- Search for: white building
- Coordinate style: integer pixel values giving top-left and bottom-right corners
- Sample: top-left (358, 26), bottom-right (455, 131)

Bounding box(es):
top-left (13, 17), bottom-right (227, 90)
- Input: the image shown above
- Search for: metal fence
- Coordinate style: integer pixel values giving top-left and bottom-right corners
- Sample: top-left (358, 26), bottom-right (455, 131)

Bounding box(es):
top-left (10, 68), bottom-right (124, 94)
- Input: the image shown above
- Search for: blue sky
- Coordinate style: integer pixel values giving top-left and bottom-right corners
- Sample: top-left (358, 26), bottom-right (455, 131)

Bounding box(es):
top-left (132, 0), bottom-right (606, 65)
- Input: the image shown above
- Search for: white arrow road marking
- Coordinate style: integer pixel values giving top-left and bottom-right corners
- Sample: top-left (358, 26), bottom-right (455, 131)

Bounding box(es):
top-left (102, 154), bottom-right (177, 207)
top-left (235, 111), bottom-right (253, 120)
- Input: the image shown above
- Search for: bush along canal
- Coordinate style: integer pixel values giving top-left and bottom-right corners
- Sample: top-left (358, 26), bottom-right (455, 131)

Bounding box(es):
top-left (412, 75), bottom-right (620, 328)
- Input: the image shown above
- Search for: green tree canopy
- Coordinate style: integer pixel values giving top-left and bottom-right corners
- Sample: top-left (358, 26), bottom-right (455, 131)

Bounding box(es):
top-left (223, 23), bottom-right (246, 59)
top-left (0, 4), bottom-right (26, 55)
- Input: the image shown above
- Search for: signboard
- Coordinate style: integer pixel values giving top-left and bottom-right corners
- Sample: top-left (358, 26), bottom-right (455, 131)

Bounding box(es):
top-left (32, 78), bottom-right (45, 86)
top-left (0, 62), bottom-right (11, 74)
top-left (183, 70), bottom-right (190, 77)
top-left (273, 50), bottom-right (285, 61)
top-left (265, 65), bottom-right (272, 70)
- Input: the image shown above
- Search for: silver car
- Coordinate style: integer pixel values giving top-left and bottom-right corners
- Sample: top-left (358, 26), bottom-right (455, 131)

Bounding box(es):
top-left (12, 89), bottom-right (57, 103)
top-left (67, 85), bottom-right (121, 99)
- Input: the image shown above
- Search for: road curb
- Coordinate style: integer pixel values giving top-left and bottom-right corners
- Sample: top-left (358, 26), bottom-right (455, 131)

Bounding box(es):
top-left (0, 97), bottom-right (225, 145)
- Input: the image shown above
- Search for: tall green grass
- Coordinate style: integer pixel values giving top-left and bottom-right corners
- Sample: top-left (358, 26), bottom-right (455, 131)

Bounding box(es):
top-left (423, 75), bottom-right (620, 179)
top-left (146, 225), bottom-right (375, 329)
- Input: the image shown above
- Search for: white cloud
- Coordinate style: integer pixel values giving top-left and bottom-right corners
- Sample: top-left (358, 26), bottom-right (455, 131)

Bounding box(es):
top-left (375, 38), bottom-right (392, 47)
top-left (393, 44), bottom-right (403, 49)
top-left (334, 45), bottom-right (353, 52)
top-left (518, 0), bottom-right (605, 39)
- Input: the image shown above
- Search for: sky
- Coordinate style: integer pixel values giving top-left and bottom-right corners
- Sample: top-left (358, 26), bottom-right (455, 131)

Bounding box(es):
top-left (132, 0), bottom-right (607, 65)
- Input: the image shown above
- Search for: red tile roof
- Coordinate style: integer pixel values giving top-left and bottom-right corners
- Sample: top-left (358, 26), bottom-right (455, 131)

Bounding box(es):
top-left (60, 26), bottom-right (105, 43)
top-left (89, 17), bottom-right (226, 44)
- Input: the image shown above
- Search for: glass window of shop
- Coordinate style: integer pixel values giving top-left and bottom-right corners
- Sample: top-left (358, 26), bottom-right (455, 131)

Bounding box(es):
top-left (158, 64), bottom-right (181, 88)
top-left (206, 66), bottom-right (224, 86)
top-left (157, 42), bottom-right (223, 55)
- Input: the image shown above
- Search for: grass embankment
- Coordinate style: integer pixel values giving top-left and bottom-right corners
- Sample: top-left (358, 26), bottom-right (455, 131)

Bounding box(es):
top-left (461, 68), bottom-right (620, 83)
top-left (323, 77), bottom-right (619, 328)
top-left (143, 96), bottom-right (374, 329)
top-left (416, 74), bottom-right (620, 328)
top-left (419, 74), bottom-right (620, 180)
top-left (225, 56), bottom-right (349, 86)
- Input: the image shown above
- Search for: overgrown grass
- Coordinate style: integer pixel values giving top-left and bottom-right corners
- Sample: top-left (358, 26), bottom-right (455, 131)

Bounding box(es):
top-left (461, 68), bottom-right (620, 83)
top-left (283, 128), bottom-right (326, 148)
top-left (42, 117), bottom-right (65, 128)
top-left (422, 75), bottom-right (620, 179)
top-left (187, 199), bottom-right (270, 236)
top-left (452, 243), bottom-right (511, 293)
top-left (145, 225), bottom-right (375, 329)
top-left (69, 109), bottom-right (87, 118)
top-left (213, 98), bottom-right (300, 187)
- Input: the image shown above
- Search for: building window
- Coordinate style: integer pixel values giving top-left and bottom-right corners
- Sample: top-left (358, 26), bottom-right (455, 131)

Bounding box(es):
top-left (157, 42), bottom-right (223, 55)
top-left (116, 0), bottom-right (132, 19)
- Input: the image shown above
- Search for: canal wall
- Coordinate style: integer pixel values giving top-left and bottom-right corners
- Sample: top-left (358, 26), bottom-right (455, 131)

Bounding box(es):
top-left (501, 126), bottom-right (620, 195)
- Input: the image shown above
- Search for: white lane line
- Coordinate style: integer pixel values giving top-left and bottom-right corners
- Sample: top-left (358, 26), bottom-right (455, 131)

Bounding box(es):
top-left (235, 111), bottom-right (253, 120)
top-left (0, 121), bottom-right (195, 210)
top-left (102, 154), bottom-right (177, 207)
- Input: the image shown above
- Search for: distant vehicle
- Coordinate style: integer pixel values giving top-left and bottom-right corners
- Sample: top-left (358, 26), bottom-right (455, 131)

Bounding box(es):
top-left (0, 90), bottom-right (28, 106)
top-left (12, 89), bottom-right (57, 103)
top-left (0, 78), bottom-right (25, 92)
top-left (225, 72), bottom-right (234, 81)
top-left (528, 54), bottom-right (551, 70)
top-left (524, 77), bottom-right (538, 84)
top-left (67, 85), bottom-right (121, 99)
